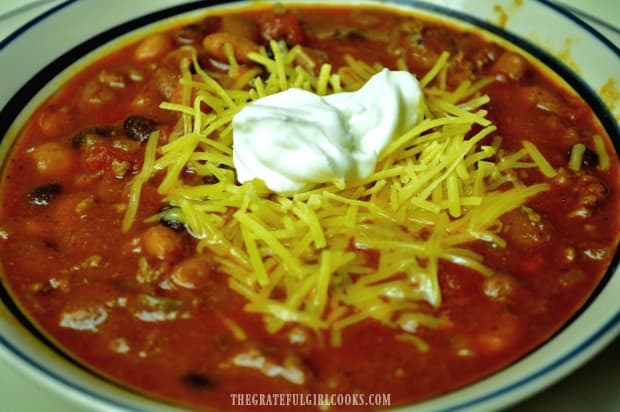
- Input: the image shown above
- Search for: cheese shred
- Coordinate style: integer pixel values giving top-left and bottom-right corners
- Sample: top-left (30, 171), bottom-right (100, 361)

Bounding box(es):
top-left (593, 134), bottom-right (610, 170)
top-left (122, 42), bottom-right (556, 346)
top-left (122, 130), bottom-right (159, 232)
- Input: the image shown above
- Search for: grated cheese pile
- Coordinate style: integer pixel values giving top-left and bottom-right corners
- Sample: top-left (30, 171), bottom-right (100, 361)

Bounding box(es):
top-left (124, 41), bottom-right (553, 347)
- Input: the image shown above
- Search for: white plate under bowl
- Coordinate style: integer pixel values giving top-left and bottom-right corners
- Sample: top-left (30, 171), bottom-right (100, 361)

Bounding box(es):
top-left (0, 1), bottom-right (618, 411)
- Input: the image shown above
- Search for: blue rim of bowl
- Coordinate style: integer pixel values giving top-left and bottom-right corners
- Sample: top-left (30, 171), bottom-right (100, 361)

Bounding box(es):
top-left (0, 0), bottom-right (618, 411)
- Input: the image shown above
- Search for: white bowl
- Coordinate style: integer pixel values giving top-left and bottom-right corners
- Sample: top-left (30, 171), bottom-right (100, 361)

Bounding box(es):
top-left (0, 1), bottom-right (618, 411)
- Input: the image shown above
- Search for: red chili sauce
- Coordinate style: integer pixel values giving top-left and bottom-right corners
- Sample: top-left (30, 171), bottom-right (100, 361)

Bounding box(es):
top-left (0, 4), bottom-right (618, 411)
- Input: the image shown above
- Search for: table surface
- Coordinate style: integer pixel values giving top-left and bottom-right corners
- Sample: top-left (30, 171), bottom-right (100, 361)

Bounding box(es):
top-left (0, 0), bottom-right (619, 411)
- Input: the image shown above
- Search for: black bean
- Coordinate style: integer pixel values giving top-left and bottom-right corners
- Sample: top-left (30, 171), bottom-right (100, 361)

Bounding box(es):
top-left (581, 147), bottom-right (599, 169)
top-left (202, 175), bottom-right (219, 185)
top-left (124, 115), bottom-right (157, 142)
top-left (160, 216), bottom-right (185, 232)
top-left (71, 133), bottom-right (86, 149)
top-left (566, 144), bottom-right (599, 169)
top-left (158, 205), bottom-right (186, 232)
top-left (44, 240), bottom-right (59, 250)
top-left (265, 43), bottom-right (275, 60)
top-left (27, 183), bottom-right (62, 206)
top-left (188, 59), bottom-right (199, 75)
top-left (181, 372), bottom-right (215, 389)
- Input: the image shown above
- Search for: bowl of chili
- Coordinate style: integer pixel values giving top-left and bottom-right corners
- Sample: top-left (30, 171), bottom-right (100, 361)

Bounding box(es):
top-left (0, 1), bottom-right (618, 411)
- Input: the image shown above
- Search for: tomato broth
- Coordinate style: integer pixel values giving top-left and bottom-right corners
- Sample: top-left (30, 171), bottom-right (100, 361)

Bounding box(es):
top-left (0, 3), bottom-right (618, 411)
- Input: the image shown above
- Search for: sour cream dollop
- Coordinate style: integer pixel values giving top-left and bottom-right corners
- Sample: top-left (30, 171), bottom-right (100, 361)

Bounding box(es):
top-left (232, 69), bottom-right (425, 193)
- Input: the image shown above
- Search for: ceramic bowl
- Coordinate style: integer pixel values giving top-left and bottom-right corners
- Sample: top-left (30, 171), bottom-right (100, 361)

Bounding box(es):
top-left (0, 1), bottom-right (618, 411)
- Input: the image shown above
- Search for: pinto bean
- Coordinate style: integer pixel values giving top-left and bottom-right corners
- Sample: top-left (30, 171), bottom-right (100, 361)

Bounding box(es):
top-left (221, 15), bottom-right (259, 41)
top-left (49, 193), bottom-right (96, 236)
top-left (37, 106), bottom-right (73, 137)
top-left (490, 51), bottom-right (528, 81)
top-left (98, 69), bottom-right (127, 89)
top-left (202, 32), bottom-right (259, 64)
top-left (153, 67), bottom-right (179, 100)
top-left (134, 33), bottom-right (173, 61)
top-left (475, 315), bottom-right (523, 354)
top-left (130, 91), bottom-right (160, 115)
top-left (79, 79), bottom-right (117, 107)
top-left (469, 42), bottom-right (503, 70)
top-left (169, 255), bottom-right (215, 289)
top-left (142, 225), bottom-right (185, 263)
top-left (31, 142), bottom-right (76, 178)
top-left (519, 85), bottom-right (564, 114)
top-left (482, 273), bottom-right (520, 303)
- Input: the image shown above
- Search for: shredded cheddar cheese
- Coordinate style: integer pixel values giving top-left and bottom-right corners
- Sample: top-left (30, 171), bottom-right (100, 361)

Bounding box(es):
top-left (123, 41), bottom-right (554, 347)
top-left (568, 143), bottom-right (586, 171)
top-left (593, 134), bottom-right (610, 170)
top-left (122, 130), bottom-right (159, 232)
top-left (523, 140), bottom-right (557, 177)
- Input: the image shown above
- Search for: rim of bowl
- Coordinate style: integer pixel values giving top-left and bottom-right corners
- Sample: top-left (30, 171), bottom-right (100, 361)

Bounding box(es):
top-left (0, 1), bottom-right (618, 412)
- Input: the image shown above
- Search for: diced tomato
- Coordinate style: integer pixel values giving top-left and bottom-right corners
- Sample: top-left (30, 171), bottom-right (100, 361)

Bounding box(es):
top-left (80, 143), bottom-right (132, 173)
